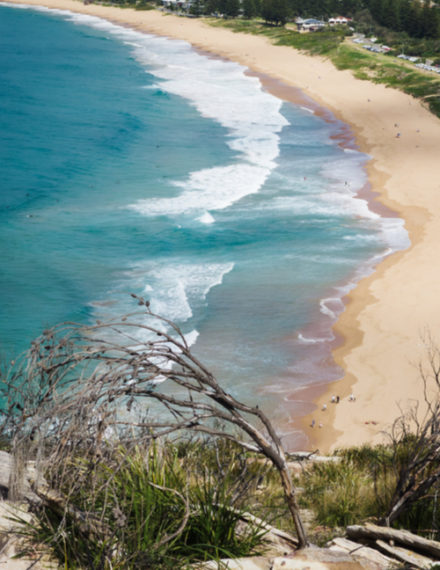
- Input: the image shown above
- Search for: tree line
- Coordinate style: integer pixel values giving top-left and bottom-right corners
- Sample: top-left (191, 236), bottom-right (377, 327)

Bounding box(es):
top-left (365, 0), bottom-right (440, 39)
top-left (108, 0), bottom-right (439, 39)
top-left (186, 0), bottom-right (440, 39)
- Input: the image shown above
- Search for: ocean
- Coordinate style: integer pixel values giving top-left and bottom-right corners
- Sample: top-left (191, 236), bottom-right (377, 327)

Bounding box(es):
top-left (0, 3), bottom-right (409, 445)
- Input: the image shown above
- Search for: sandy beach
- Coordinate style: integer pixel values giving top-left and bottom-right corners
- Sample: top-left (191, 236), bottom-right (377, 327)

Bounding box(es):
top-left (3, 0), bottom-right (440, 453)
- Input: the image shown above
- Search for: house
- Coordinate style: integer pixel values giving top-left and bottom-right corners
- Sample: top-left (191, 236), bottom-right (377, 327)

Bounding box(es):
top-left (328, 16), bottom-right (352, 25)
top-left (296, 18), bottom-right (326, 31)
top-left (162, 0), bottom-right (194, 11)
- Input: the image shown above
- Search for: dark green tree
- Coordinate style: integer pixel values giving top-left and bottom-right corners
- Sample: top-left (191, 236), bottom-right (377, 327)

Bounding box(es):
top-left (408, 0), bottom-right (423, 37)
top-left (368, 0), bottom-right (384, 24)
top-left (189, 0), bottom-right (204, 15)
top-left (204, 0), bottom-right (222, 14)
top-left (341, 0), bottom-right (362, 17)
top-left (422, 1), bottom-right (440, 39)
top-left (243, 0), bottom-right (257, 18)
top-left (399, 0), bottom-right (412, 33)
top-left (382, 0), bottom-right (401, 30)
top-left (261, 0), bottom-right (288, 25)
top-left (224, 0), bottom-right (240, 17)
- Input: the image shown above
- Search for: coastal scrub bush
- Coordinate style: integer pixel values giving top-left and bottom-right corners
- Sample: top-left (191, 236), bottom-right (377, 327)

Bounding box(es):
top-left (299, 459), bottom-right (380, 527)
top-left (297, 437), bottom-right (440, 538)
top-left (15, 441), bottom-right (268, 568)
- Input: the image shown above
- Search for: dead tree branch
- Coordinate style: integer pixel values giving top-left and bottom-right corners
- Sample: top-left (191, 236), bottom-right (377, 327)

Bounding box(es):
top-left (0, 295), bottom-right (308, 548)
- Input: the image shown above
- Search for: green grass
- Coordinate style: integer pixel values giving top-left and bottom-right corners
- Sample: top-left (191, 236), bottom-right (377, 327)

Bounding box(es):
top-left (13, 441), bottom-right (269, 569)
top-left (11, 434), bottom-right (440, 566)
top-left (207, 18), bottom-right (440, 118)
top-left (209, 18), bottom-right (349, 55)
top-left (298, 460), bottom-right (381, 528)
top-left (333, 43), bottom-right (440, 114)
top-left (297, 442), bottom-right (440, 538)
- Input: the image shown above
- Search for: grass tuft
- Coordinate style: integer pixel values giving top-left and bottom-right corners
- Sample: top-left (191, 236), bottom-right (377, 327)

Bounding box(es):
top-left (14, 441), bottom-right (268, 569)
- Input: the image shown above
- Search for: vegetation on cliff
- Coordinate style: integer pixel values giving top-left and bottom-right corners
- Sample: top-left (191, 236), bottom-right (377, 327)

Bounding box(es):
top-left (1, 303), bottom-right (440, 567)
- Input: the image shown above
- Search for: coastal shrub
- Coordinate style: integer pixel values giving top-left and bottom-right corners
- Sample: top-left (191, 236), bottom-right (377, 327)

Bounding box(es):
top-left (300, 444), bottom-right (395, 527)
top-left (275, 27), bottom-right (351, 54)
top-left (427, 96), bottom-right (440, 117)
top-left (15, 441), bottom-right (268, 568)
top-left (336, 444), bottom-right (397, 517)
top-left (299, 460), bottom-right (379, 527)
top-left (382, 430), bottom-right (440, 538)
top-left (297, 440), bottom-right (440, 538)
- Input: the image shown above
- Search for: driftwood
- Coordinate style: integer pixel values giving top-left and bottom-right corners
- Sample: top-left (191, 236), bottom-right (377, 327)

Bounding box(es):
top-left (238, 509), bottom-right (298, 553)
top-left (346, 523), bottom-right (440, 559)
top-left (31, 483), bottom-right (109, 538)
top-left (375, 539), bottom-right (434, 569)
top-left (328, 536), bottom-right (398, 567)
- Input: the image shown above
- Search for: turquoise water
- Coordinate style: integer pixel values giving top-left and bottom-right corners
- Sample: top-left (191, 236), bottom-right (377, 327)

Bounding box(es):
top-left (0, 4), bottom-right (408, 444)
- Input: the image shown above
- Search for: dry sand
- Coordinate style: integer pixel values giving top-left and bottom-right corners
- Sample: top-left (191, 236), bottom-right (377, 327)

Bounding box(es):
top-left (3, 0), bottom-right (440, 452)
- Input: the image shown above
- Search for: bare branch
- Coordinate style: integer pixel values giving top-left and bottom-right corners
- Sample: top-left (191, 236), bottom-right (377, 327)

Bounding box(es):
top-left (1, 298), bottom-right (308, 547)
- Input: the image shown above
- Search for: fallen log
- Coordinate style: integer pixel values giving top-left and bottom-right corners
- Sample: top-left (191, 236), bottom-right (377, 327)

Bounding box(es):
top-left (32, 483), bottom-right (109, 538)
top-left (328, 536), bottom-right (398, 567)
top-left (375, 539), bottom-right (433, 570)
top-left (346, 523), bottom-right (440, 559)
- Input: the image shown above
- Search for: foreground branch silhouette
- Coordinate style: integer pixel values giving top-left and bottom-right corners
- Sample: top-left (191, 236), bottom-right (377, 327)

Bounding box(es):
top-left (383, 333), bottom-right (440, 527)
top-left (1, 295), bottom-right (308, 549)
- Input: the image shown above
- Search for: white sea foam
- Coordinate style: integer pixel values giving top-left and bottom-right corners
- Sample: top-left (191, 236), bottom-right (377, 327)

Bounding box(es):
top-left (323, 154), bottom-right (369, 194)
top-left (198, 212), bottom-right (215, 224)
top-left (379, 217), bottom-right (410, 252)
top-left (128, 38), bottom-right (287, 166)
top-left (319, 151), bottom-right (409, 254)
top-left (185, 329), bottom-right (200, 347)
top-left (137, 261), bottom-right (235, 324)
top-left (343, 147), bottom-right (359, 154)
top-left (111, 29), bottom-right (285, 218)
top-left (90, 262), bottom-right (233, 347)
top-left (46, 10), bottom-right (287, 218)
top-left (319, 297), bottom-right (344, 319)
top-left (149, 278), bottom-right (193, 322)
top-left (130, 163), bottom-right (270, 217)
top-left (298, 333), bottom-right (334, 343)
top-left (247, 191), bottom-right (376, 220)
top-left (26, 8), bottom-right (288, 219)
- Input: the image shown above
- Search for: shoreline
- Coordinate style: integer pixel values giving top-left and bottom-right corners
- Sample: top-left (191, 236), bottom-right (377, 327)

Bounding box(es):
top-left (4, 0), bottom-right (440, 452)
